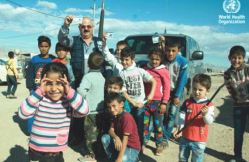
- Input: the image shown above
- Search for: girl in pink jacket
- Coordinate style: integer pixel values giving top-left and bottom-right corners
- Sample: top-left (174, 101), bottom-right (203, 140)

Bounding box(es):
top-left (142, 47), bottom-right (170, 155)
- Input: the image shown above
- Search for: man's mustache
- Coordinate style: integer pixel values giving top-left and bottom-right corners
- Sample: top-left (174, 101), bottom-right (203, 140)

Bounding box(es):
top-left (83, 29), bottom-right (90, 33)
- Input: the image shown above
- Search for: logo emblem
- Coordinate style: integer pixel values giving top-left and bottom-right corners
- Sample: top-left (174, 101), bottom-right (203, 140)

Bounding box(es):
top-left (223, 0), bottom-right (241, 13)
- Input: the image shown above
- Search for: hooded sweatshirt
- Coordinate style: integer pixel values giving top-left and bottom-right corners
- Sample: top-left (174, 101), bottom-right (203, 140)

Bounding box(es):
top-left (143, 64), bottom-right (170, 104)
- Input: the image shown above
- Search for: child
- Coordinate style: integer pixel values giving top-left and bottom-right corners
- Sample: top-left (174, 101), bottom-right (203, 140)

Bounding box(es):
top-left (101, 76), bottom-right (132, 135)
top-left (26, 35), bottom-right (55, 91)
top-left (142, 47), bottom-right (170, 155)
top-left (118, 47), bottom-right (157, 147)
top-left (77, 51), bottom-right (105, 161)
top-left (224, 45), bottom-right (249, 162)
top-left (25, 35), bottom-right (55, 134)
top-left (53, 42), bottom-right (75, 87)
top-left (173, 73), bottom-right (215, 162)
top-left (114, 40), bottom-right (128, 61)
top-left (18, 62), bottom-right (89, 162)
top-left (6, 51), bottom-right (18, 98)
top-left (105, 76), bottom-right (131, 113)
top-left (101, 92), bottom-right (140, 162)
top-left (102, 38), bottom-right (128, 76)
top-left (163, 39), bottom-right (188, 141)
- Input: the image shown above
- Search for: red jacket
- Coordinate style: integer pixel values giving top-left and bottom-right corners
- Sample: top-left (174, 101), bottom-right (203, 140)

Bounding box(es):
top-left (182, 98), bottom-right (214, 142)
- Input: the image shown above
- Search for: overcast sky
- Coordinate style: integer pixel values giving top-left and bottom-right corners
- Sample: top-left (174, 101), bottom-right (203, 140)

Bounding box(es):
top-left (0, 0), bottom-right (248, 67)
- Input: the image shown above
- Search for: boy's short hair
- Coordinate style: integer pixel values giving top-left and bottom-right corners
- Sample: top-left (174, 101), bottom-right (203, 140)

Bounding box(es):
top-left (148, 46), bottom-right (164, 60)
top-left (8, 51), bottom-right (15, 58)
top-left (193, 73), bottom-right (211, 90)
top-left (120, 47), bottom-right (135, 60)
top-left (88, 51), bottom-right (104, 70)
top-left (165, 38), bottom-right (181, 49)
top-left (105, 76), bottom-right (123, 89)
top-left (55, 42), bottom-right (70, 52)
top-left (105, 92), bottom-right (125, 105)
top-left (38, 35), bottom-right (51, 47)
top-left (228, 45), bottom-right (246, 59)
top-left (116, 40), bottom-right (128, 47)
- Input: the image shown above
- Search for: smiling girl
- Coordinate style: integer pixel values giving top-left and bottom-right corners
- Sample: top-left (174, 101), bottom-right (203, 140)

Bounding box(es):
top-left (18, 62), bottom-right (89, 162)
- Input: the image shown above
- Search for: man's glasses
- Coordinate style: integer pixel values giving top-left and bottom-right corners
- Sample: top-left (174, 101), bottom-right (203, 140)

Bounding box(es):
top-left (80, 25), bottom-right (92, 29)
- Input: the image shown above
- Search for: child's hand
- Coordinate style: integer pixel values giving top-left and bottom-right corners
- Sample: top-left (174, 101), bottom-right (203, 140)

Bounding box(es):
top-left (134, 101), bottom-right (144, 109)
top-left (114, 136), bottom-right (122, 151)
top-left (201, 105), bottom-right (208, 116)
top-left (147, 94), bottom-right (154, 101)
top-left (64, 15), bottom-right (73, 27)
top-left (39, 74), bottom-right (50, 96)
top-left (58, 75), bottom-right (70, 95)
top-left (159, 104), bottom-right (167, 114)
top-left (115, 157), bottom-right (122, 162)
top-left (172, 128), bottom-right (182, 139)
top-left (173, 97), bottom-right (180, 106)
top-left (102, 32), bottom-right (107, 48)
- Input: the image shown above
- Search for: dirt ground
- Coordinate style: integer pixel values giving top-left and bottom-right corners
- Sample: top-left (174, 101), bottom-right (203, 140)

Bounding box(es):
top-left (0, 75), bottom-right (249, 162)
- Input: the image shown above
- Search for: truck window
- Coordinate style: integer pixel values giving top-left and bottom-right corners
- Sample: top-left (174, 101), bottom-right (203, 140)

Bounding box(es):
top-left (125, 36), bottom-right (186, 57)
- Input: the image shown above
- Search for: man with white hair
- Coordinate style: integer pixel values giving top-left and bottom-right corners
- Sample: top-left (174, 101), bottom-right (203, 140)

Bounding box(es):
top-left (58, 16), bottom-right (100, 89)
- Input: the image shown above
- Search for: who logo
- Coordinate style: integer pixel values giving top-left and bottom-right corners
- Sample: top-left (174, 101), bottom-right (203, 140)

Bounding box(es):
top-left (223, 0), bottom-right (241, 13)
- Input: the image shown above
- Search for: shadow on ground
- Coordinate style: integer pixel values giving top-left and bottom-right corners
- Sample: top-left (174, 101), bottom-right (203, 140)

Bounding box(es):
top-left (1, 91), bottom-right (7, 97)
top-left (3, 145), bottom-right (29, 162)
top-left (205, 147), bottom-right (234, 161)
top-left (215, 96), bottom-right (249, 133)
top-left (12, 111), bottom-right (29, 136)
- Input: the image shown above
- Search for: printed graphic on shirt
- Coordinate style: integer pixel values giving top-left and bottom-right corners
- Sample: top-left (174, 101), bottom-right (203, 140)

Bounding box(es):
top-left (125, 75), bottom-right (142, 96)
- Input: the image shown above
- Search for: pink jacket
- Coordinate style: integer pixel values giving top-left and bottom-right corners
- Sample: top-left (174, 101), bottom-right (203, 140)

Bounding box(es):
top-left (143, 64), bottom-right (170, 103)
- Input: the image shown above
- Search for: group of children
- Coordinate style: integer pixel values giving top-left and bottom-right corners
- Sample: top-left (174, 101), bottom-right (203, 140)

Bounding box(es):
top-left (17, 34), bottom-right (249, 162)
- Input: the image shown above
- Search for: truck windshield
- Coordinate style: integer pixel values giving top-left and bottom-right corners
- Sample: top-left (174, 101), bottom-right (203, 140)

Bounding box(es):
top-left (125, 36), bottom-right (186, 57)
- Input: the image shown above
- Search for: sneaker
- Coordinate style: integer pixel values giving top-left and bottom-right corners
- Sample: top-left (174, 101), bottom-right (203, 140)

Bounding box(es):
top-left (78, 153), bottom-right (96, 162)
top-left (9, 94), bottom-right (17, 99)
top-left (155, 144), bottom-right (164, 156)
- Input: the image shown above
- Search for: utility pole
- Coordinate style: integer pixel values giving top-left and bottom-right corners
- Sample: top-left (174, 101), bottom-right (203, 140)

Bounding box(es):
top-left (92, 0), bottom-right (96, 35)
top-left (98, 0), bottom-right (105, 39)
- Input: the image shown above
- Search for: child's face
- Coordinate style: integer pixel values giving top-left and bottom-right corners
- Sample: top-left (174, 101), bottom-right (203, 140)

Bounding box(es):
top-left (107, 100), bottom-right (124, 116)
top-left (149, 53), bottom-right (161, 68)
top-left (116, 44), bottom-right (126, 57)
top-left (56, 49), bottom-right (68, 60)
top-left (44, 72), bottom-right (65, 102)
top-left (107, 84), bottom-right (122, 93)
top-left (121, 56), bottom-right (133, 69)
top-left (39, 42), bottom-right (50, 56)
top-left (230, 54), bottom-right (244, 69)
top-left (192, 82), bottom-right (209, 100)
top-left (165, 46), bottom-right (180, 62)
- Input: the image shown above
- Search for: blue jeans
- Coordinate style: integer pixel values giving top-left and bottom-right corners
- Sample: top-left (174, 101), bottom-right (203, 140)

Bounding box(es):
top-left (101, 134), bottom-right (139, 162)
top-left (163, 103), bottom-right (179, 140)
top-left (131, 106), bottom-right (144, 146)
top-left (179, 137), bottom-right (206, 162)
top-left (233, 105), bottom-right (249, 159)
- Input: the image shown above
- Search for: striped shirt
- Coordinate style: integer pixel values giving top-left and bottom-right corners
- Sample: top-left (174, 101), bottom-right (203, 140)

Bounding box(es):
top-left (18, 88), bottom-right (89, 152)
